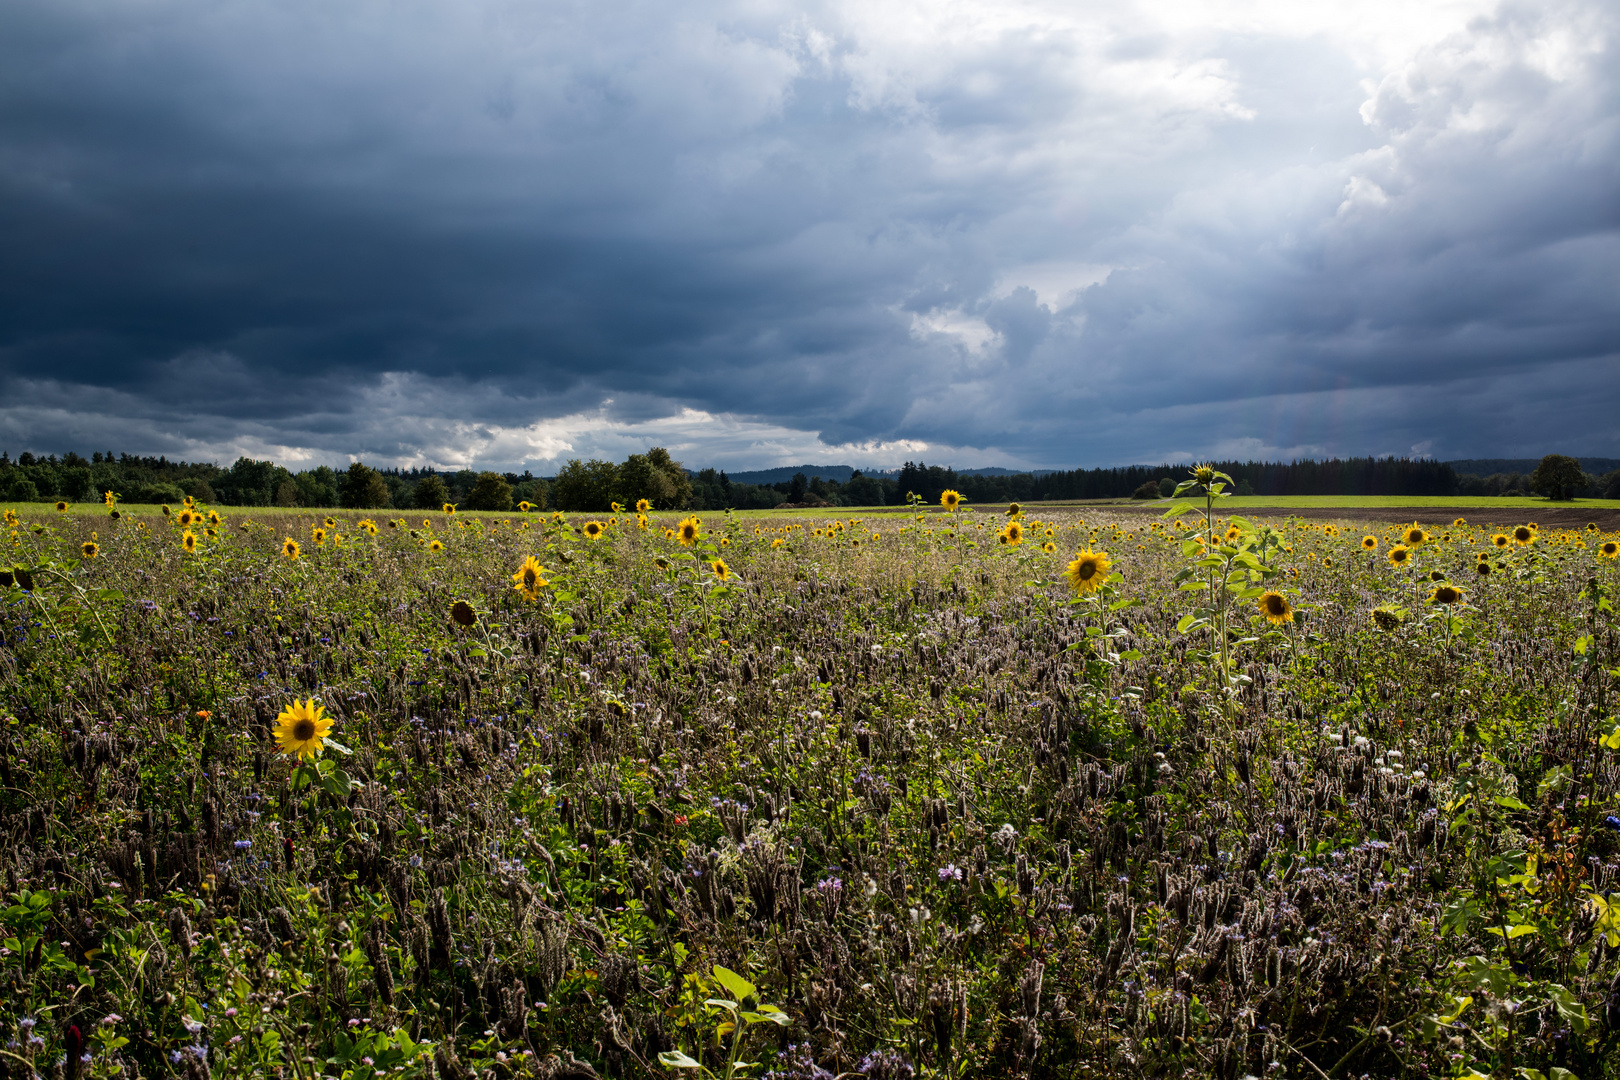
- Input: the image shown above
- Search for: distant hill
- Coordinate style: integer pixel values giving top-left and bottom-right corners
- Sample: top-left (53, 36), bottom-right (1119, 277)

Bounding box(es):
top-left (1447, 458), bottom-right (1620, 476)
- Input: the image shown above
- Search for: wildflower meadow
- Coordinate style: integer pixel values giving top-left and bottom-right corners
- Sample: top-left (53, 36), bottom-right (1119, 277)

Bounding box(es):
top-left (4, 476), bottom-right (1620, 1079)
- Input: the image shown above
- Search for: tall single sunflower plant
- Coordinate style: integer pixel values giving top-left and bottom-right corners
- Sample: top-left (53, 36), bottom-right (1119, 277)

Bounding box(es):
top-left (273, 699), bottom-right (362, 812)
top-left (1163, 467), bottom-right (1283, 704)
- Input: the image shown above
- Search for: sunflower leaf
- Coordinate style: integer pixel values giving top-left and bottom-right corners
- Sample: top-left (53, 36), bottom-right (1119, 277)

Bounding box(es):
top-left (322, 737), bottom-right (352, 756)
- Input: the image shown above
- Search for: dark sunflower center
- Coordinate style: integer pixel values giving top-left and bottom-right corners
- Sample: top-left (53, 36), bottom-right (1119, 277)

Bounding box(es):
top-left (1078, 563), bottom-right (1096, 580)
top-left (524, 569), bottom-right (537, 586)
top-left (1266, 596), bottom-right (1285, 614)
top-left (292, 718), bottom-right (316, 741)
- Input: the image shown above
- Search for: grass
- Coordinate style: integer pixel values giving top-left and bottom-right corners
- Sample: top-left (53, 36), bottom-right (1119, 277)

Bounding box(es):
top-left (3, 503), bottom-right (1620, 1078)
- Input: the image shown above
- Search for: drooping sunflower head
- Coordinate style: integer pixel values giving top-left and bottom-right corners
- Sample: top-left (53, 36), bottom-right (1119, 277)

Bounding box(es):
top-left (582, 520), bottom-right (605, 540)
top-left (1387, 545), bottom-right (1411, 565)
top-left (273, 699), bottom-right (332, 761)
top-left (1403, 525), bottom-right (1427, 546)
top-left (1429, 569), bottom-right (1447, 581)
top-left (771, 537), bottom-right (785, 548)
top-left (1429, 584), bottom-right (1465, 605)
top-left (161, 505), bottom-right (171, 516)
top-left (181, 530), bottom-right (198, 553)
top-left (1258, 590), bottom-right (1293, 625)
top-left (1064, 549), bottom-right (1112, 595)
top-left (81, 541), bottom-right (99, 558)
top-left (1476, 560), bottom-right (1492, 576)
top-left (1513, 525), bottom-right (1535, 545)
top-left (282, 538), bottom-right (301, 560)
top-left (711, 558), bottom-right (732, 581)
top-left (1371, 607), bottom-right (1404, 631)
top-left (1453, 517), bottom-right (1467, 527)
top-left (450, 600), bottom-right (477, 627)
top-left (1006, 502), bottom-right (1022, 517)
top-left (442, 503), bottom-right (457, 515)
top-left (322, 516), bottom-right (335, 528)
top-left (103, 491), bottom-right (117, 507)
top-left (1362, 535), bottom-right (1378, 550)
top-left (635, 498), bottom-right (652, 514)
top-left (940, 489), bottom-right (962, 510)
top-left (1600, 540), bottom-right (1620, 559)
top-left (676, 516), bottom-right (701, 545)
top-left (637, 514), bottom-right (650, 529)
top-left (1192, 464), bottom-right (1215, 484)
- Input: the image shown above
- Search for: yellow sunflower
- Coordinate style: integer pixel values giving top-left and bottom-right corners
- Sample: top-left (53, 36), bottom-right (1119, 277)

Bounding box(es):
top-left (282, 538), bottom-right (301, 560)
top-left (311, 527), bottom-right (327, 546)
top-left (55, 501), bottom-right (69, 512)
top-left (177, 510), bottom-right (197, 528)
top-left (442, 503), bottom-right (456, 515)
top-left (1599, 540), bottom-right (1620, 559)
top-left (273, 699), bottom-right (333, 761)
top-left (323, 516), bottom-right (336, 528)
top-left (512, 555), bottom-right (549, 598)
top-left (518, 501), bottom-right (533, 513)
top-left (711, 558), bottom-right (732, 581)
top-left (940, 489), bottom-right (962, 510)
top-left (676, 516), bottom-right (701, 546)
top-left (1361, 535), bottom-right (1378, 550)
top-left (1387, 545), bottom-right (1411, 566)
top-left (1064, 550), bottom-right (1112, 595)
top-left (636, 498), bottom-right (651, 514)
top-left (1428, 584), bottom-right (1465, 605)
top-left (81, 541), bottom-right (99, 558)
top-left (181, 530), bottom-right (198, 553)
top-left (1453, 517), bottom-right (1467, 527)
top-left (1512, 525), bottom-right (1535, 546)
top-left (1476, 560), bottom-right (1492, 576)
top-left (429, 539), bottom-right (444, 551)
top-left (771, 537), bottom-right (785, 548)
top-left (1492, 533), bottom-right (1511, 549)
top-left (1042, 541), bottom-right (1056, 553)
top-left (1006, 502), bottom-right (1022, 517)
top-left (582, 520), bottom-right (605, 540)
top-left (1402, 524), bottom-right (1427, 546)
top-left (1258, 591), bottom-right (1293, 624)
top-left (1002, 521), bottom-right (1024, 546)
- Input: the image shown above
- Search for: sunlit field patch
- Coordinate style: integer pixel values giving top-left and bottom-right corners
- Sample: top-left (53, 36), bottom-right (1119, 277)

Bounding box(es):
top-left (2, 491), bottom-right (1619, 1078)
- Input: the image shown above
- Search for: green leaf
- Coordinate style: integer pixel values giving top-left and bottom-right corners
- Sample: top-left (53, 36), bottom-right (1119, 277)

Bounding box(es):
top-left (657, 1050), bottom-right (704, 1069)
top-left (1175, 613), bottom-right (1202, 634)
top-left (322, 737), bottom-right (352, 756)
top-left (1493, 794), bottom-right (1530, 811)
top-left (711, 965), bottom-right (755, 1003)
top-left (1546, 985), bottom-right (1589, 1033)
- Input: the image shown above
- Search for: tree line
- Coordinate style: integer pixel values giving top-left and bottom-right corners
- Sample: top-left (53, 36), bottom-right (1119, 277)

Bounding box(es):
top-left (3, 449), bottom-right (1616, 511)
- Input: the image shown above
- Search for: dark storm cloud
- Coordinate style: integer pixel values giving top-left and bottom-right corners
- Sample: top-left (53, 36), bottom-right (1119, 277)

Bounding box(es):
top-left (0, 0), bottom-right (1615, 469)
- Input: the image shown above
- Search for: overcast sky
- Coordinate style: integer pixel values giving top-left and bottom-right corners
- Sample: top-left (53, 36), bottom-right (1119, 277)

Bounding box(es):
top-left (1, 0), bottom-right (1616, 472)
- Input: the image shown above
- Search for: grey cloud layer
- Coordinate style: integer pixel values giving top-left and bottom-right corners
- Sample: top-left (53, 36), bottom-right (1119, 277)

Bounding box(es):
top-left (1, 0), bottom-right (1615, 469)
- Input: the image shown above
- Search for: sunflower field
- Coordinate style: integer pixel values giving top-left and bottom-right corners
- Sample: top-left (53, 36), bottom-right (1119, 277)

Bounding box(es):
top-left (3, 489), bottom-right (1620, 1079)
